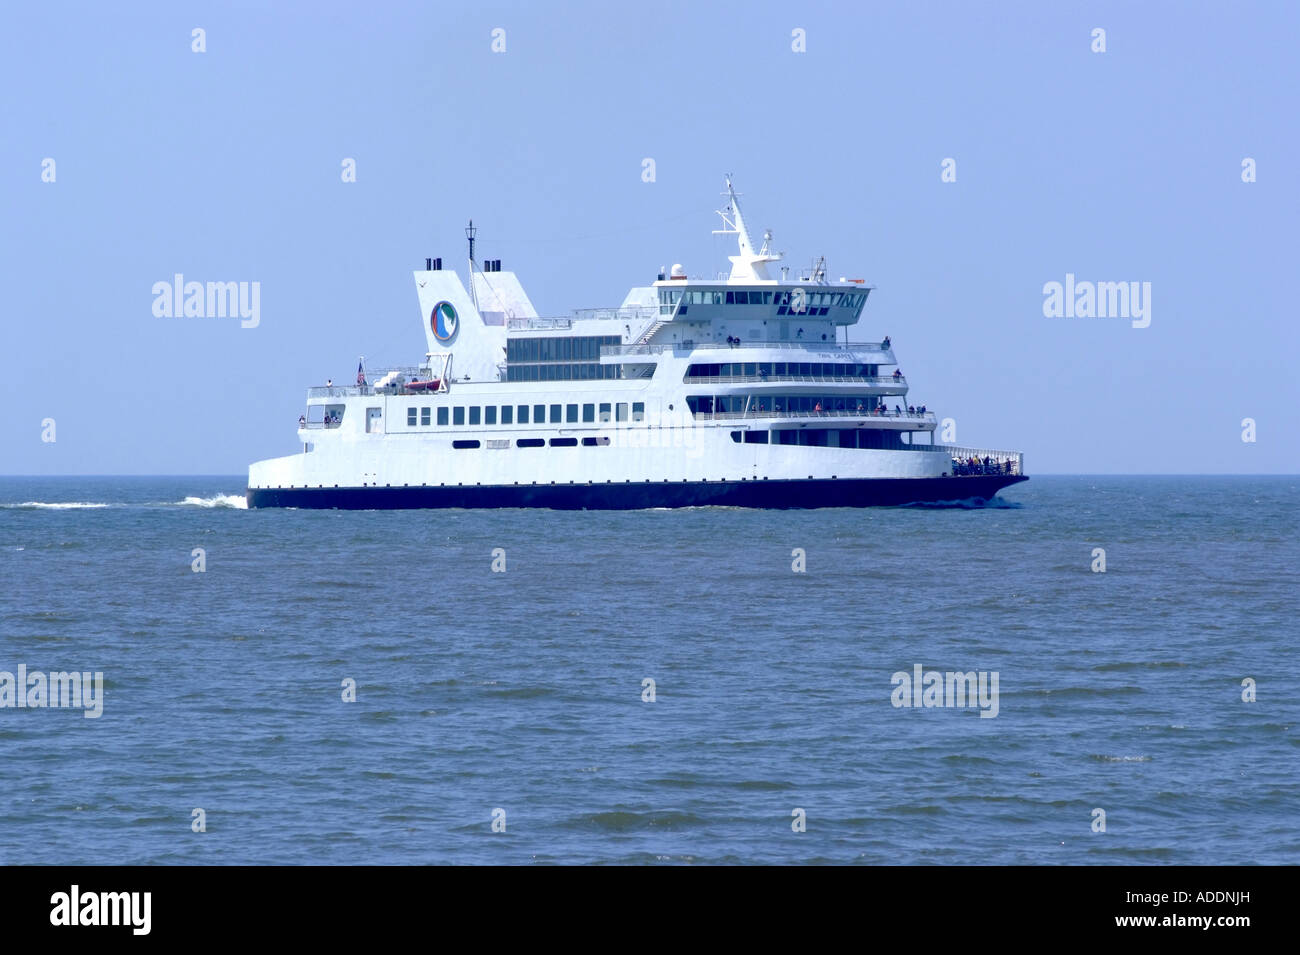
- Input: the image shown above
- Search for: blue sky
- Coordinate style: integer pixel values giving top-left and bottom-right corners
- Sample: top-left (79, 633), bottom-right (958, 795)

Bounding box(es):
top-left (3, 0), bottom-right (1296, 474)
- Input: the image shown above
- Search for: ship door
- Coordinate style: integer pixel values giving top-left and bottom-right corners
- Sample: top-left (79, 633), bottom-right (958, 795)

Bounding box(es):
top-left (366, 407), bottom-right (383, 433)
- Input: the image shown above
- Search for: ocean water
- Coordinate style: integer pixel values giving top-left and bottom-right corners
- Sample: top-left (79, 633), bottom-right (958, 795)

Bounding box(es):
top-left (0, 475), bottom-right (1296, 865)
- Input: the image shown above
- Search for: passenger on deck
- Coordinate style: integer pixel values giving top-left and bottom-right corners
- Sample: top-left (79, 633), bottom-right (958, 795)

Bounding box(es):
top-left (882, 335), bottom-right (891, 349)
top-left (892, 369), bottom-right (902, 380)
top-left (298, 415), bottom-right (306, 427)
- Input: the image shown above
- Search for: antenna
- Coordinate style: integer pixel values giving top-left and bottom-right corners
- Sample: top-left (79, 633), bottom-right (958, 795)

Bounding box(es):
top-left (466, 219), bottom-right (478, 309)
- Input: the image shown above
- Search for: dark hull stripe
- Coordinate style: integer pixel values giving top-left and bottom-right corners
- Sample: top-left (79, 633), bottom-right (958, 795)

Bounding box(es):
top-left (246, 475), bottom-right (1028, 510)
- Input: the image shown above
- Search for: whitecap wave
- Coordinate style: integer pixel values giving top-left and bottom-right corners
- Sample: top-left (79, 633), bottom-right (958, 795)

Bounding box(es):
top-left (7, 501), bottom-right (112, 510)
top-left (177, 494), bottom-right (248, 509)
top-left (901, 496), bottom-right (1024, 509)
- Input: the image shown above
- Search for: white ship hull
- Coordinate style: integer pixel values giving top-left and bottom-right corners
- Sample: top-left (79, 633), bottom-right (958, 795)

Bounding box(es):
top-left (247, 410), bottom-right (1024, 508)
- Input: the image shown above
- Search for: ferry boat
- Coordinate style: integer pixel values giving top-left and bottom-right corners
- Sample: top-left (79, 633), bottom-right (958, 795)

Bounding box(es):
top-left (246, 179), bottom-right (1026, 509)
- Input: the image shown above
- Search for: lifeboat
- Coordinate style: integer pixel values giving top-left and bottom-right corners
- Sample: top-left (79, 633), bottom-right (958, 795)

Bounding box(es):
top-left (406, 379), bottom-right (441, 392)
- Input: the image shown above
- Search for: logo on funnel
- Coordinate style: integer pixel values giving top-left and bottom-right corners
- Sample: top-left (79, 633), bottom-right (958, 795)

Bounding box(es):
top-left (431, 301), bottom-right (459, 343)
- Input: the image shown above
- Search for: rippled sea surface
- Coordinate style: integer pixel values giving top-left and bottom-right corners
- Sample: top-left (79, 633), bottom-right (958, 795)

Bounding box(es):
top-left (0, 475), bottom-right (1296, 864)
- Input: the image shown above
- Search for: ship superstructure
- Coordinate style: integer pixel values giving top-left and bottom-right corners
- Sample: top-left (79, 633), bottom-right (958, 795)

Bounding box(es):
top-left (247, 179), bottom-right (1026, 508)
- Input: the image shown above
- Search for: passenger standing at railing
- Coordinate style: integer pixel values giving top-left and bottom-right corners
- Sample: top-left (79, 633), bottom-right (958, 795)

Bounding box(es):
top-left (882, 335), bottom-right (891, 349)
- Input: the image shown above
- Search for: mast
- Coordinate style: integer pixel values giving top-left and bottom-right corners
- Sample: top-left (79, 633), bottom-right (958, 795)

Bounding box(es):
top-left (466, 219), bottom-right (479, 309)
top-left (714, 175), bottom-right (782, 282)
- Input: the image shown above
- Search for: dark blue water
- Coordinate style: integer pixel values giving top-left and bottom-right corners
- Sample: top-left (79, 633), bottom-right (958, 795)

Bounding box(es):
top-left (1, 476), bottom-right (1296, 864)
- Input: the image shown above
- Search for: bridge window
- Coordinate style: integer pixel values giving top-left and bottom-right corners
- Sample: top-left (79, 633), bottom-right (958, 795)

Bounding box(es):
top-left (583, 403), bottom-right (595, 423)
top-left (421, 407), bottom-right (431, 426)
top-left (438, 407), bottom-right (449, 426)
top-left (453, 407), bottom-right (465, 426)
top-left (550, 404), bottom-right (561, 423)
top-left (469, 407), bottom-right (481, 426)
top-left (485, 406), bottom-right (497, 425)
top-left (501, 405), bottom-right (513, 424)
top-left (599, 402), bottom-right (611, 422)
top-left (616, 403), bottom-right (629, 422)
top-left (534, 404), bottom-right (545, 423)
top-left (566, 404), bottom-right (578, 423)
top-left (407, 407), bottom-right (417, 426)
top-left (632, 402), bottom-right (645, 422)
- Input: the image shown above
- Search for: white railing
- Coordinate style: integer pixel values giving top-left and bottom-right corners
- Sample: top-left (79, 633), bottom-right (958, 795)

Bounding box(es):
top-left (684, 374), bottom-right (905, 387)
top-left (692, 409), bottom-right (937, 424)
top-left (573, 305), bottom-right (656, 322)
top-left (604, 341), bottom-right (892, 358)
top-left (507, 306), bottom-right (657, 331)
top-left (933, 446), bottom-right (1025, 475)
top-left (507, 316), bottom-right (573, 330)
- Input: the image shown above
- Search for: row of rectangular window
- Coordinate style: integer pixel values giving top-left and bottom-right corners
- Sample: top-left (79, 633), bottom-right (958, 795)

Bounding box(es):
top-left (688, 395), bottom-right (885, 414)
top-left (453, 436), bottom-right (614, 449)
top-left (687, 362), bottom-right (881, 378)
top-left (505, 335), bottom-right (621, 363)
top-left (504, 363), bottom-right (621, 381)
top-left (407, 402), bottom-right (646, 428)
top-left (659, 289), bottom-right (865, 308)
top-left (728, 429), bottom-right (907, 449)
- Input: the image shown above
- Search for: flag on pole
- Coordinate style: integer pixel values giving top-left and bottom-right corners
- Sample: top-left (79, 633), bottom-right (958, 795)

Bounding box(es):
top-left (356, 359), bottom-right (366, 387)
